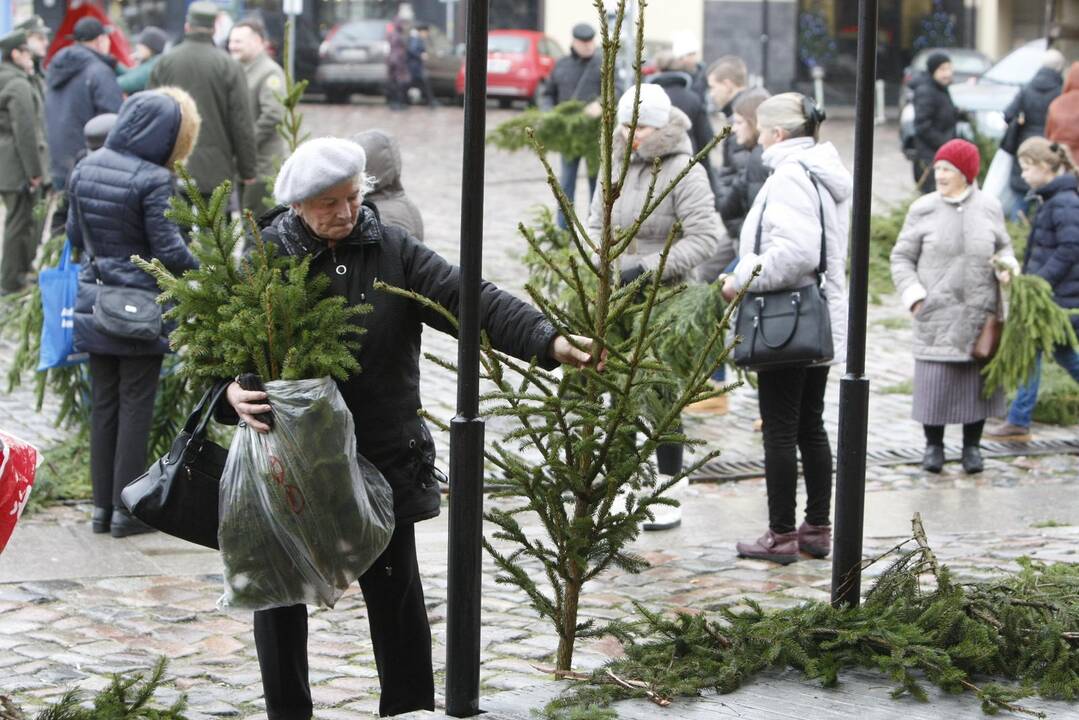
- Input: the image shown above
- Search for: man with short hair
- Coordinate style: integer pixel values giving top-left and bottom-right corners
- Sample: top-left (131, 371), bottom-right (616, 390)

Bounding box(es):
top-left (228, 18), bottom-right (286, 216)
top-left (406, 24), bottom-right (439, 108)
top-left (540, 22), bottom-right (604, 229)
top-left (149, 2), bottom-right (257, 200)
top-left (0, 30), bottom-right (48, 294)
top-left (118, 26), bottom-right (168, 94)
top-left (44, 17), bottom-right (123, 193)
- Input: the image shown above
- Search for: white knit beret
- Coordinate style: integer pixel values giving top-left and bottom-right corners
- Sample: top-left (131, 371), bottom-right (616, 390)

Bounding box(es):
top-left (274, 137), bottom-right (368, 205)
top-left (617, 84), bottom-right (672, 128)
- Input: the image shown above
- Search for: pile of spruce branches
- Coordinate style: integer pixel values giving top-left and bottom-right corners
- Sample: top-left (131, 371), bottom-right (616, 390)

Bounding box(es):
top-left (545, 515), bottom-right (1079, 719)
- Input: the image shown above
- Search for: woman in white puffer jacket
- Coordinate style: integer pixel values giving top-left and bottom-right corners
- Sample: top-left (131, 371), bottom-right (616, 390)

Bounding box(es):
top-left (722, 92), bottom-right (852, 565)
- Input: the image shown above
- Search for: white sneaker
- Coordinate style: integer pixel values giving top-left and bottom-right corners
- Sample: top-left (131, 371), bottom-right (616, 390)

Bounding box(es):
top-left (642, 475), bottom-right (686, 531)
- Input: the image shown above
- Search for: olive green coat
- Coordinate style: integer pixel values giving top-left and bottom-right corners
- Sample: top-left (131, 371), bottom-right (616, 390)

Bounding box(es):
top-left (148, 33), bottom-right (257, 194)
top-left (0, 61), bottom-right (46, 192)
top-left (241, 52), bottom-right (287, 179)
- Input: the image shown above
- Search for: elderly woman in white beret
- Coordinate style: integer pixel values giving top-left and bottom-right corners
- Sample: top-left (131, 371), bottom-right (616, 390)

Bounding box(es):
top-left (221, 137), bottom-right (600, 718)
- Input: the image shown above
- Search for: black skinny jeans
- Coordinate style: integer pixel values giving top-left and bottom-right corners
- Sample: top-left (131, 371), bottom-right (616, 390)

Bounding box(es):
top-left (89, 353), bottom-right (163, 509)
top-left (757, 365), bottom-right (832, 534)
top-left (254, 522), bottom-right (434, 719)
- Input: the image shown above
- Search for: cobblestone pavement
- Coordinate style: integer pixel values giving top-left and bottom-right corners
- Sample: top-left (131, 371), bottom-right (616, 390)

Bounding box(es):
top-left (1, 102), bottom-right (1078, 718)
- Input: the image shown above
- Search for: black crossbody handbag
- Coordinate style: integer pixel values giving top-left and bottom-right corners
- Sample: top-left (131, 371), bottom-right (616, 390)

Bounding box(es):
top-left (733, 162), bottom-right (834, 371)
top-left (75, 197), bottom-right (162, 342)
top-left (120, 382), bottom-right (230, 549)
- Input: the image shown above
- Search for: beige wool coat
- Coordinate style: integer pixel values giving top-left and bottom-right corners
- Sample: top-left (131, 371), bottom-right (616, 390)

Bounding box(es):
top-left (890, 187), bottom-right (1017, 362)
top-left (587, 107), bottom-right (724, 282)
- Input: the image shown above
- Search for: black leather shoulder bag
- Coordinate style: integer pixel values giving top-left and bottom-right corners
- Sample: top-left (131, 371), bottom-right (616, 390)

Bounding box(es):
top-left (120, 382), bottom-right (230, 549)
top-left (733, 161), bottom-right (835, 371)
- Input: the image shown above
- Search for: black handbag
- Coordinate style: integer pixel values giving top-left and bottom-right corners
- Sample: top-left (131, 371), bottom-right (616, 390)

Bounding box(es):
top-left (1000, 111), bottom-right (1023, 156)
top-left (120, 383), bottom-right (230, 549)
top-left (75, 197), bottom-right (163, 342)
top-left (733, 162), bottom-right (835, 371)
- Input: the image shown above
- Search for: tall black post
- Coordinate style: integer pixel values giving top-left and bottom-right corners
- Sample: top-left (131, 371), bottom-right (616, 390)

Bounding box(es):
top-left (445, 0), bottom-right (489, 716)
top-left (760, 0), bottom-right (770, 86)
top-left (830, 0), bottom-right (877, 609)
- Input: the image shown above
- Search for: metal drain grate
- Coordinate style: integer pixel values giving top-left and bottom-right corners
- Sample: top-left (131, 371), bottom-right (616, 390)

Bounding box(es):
top-left (692, 438), bottom-right (1079, 482)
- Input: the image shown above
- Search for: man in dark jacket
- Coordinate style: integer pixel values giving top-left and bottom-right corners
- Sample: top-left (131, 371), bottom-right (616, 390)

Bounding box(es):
top-left (222, 137), bottom-right (599, 719)
top-left (912, 52), bottom-right (958, 193)
top-left (148, 1), bottom-right (257, 200)
top-left (43, 17), bottom-right (123, 192)
top-left (0, 30), bottom-right (47, 294)
top-left (540, 22), bottom-right (603, 229)
top-left (1002, 49), bottom-right (1065, 204)
top-left (648, 50), bottom-right (717, 192)
top-left (406, 24), bottom-right (439, 107)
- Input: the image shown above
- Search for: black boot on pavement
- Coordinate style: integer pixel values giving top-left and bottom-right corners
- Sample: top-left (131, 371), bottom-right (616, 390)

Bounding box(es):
top-left (922, 445), bottom-right (945, 473)
top-left (91, 507), bottom-right (111, 534)
top-left (961, 446), bottom-right (984, 474)
top-left (110, 509), bottom-right (156, 538)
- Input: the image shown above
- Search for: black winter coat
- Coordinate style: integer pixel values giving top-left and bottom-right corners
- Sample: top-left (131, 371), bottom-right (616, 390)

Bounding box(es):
top-left (648, 71), bottom-right (718, 193)
top-left (714, 143), bottom-right (768, 239)
top-left (912, 74), bottom-right (958, 163)
top-left (1023, 173), bottom-right (1079, 332)
top-left (1004, 67), bottom-right (1063, 193)
top-left (539, 48), bottom-right (602, 110)
top-left (67, 92), bottom-right (198, 357)
top-left (44, 45), bottom-right (123, 188)
top-left (239, 205), bottom-right (558, 524)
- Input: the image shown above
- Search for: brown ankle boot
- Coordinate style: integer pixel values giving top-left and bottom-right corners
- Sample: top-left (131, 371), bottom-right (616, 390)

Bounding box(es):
top-left (797, 521), bottom-right (832, 558)
top-left (736, 529), bottom-right (798, 565)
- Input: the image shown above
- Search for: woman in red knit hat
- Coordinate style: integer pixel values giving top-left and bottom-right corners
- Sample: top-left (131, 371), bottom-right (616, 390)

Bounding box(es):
top-left (889, 139), bottom-right (1019, 474)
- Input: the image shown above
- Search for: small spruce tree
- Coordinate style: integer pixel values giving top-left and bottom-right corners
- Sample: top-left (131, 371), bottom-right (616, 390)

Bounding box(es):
top-left (378, 0), bottom-right (745, 672)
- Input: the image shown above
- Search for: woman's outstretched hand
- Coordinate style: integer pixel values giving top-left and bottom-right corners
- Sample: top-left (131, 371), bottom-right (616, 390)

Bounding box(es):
top-left (227, 381), bottom-right (273, 433)
top-left (551, 335), bottom-right (608, 371)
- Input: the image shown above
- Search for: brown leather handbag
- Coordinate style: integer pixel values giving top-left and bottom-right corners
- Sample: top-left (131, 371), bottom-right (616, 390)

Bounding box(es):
top-left (973, 285), bottom-right (1004, 362)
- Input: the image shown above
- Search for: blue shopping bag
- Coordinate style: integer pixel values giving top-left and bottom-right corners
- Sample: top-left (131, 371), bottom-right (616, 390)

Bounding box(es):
top-left (36, 240), bottom-right (88, 371)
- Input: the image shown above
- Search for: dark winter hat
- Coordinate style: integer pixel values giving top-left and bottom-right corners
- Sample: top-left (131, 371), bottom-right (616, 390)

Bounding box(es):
top-left (15, 16), bottom-right (49, 36)
top-left (73, 17), bottom-right (107, 42)
top-left (0, 30), bottom-right (28, 56)
top-left (137, 26), bottom-right (168, 56)
top-left (186, 1), bottom-right (219, 29)
top-left (84, 113), bottom-right (118, 152)
top-left (926, 52), bottom-right (951, 76)
top-left (934, 139), bottom-right (980, 185)
top-left (572, 23), bottom-right (595, 41)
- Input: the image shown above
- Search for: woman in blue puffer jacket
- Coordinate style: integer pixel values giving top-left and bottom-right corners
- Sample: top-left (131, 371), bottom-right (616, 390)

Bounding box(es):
top-left (66, 87), bottom-right (201, 538)
top-left (986, 137), bottom-right (1079, 441)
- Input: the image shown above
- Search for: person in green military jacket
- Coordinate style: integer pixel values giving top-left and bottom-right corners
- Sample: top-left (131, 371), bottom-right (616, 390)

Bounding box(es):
top-left (147, 2), bottom-right (256, 200)
top-left (0, 30), bottom-right (47, 294)
top-left (14, 16), bottom-right (48, 96)
top-left (117, 26), bottom-right (167, 95)
top-left (228, 18), bottom-right (285, 218)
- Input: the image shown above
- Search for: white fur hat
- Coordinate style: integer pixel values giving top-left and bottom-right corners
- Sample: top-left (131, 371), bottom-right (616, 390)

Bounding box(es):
top-left (617, 84), bottom-right (672, 128)
top-left (274, 137), bottom-right (367, 205)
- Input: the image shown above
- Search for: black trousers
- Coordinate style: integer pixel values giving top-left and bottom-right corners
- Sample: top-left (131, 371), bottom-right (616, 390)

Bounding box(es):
top-left (254, 522), bottom-right (434, 719)
top-left (757, 365), bottom-right (832, 534)
top-left (89, 353), bottom-right (163, 509)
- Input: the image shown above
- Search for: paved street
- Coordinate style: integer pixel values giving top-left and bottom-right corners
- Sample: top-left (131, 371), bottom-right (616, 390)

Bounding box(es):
top-left (1, 101), bottom-right (1078, 718)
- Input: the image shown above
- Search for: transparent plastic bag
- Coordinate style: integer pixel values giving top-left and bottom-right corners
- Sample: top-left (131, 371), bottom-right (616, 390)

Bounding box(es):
top-left (218, 377), bottom-right (396, 611)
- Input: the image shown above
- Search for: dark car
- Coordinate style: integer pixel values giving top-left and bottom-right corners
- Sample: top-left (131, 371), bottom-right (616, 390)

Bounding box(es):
top-left (899, 39), bottom-right (1048, 150)
top-left (454, 30), bottom-right (562, 107)
top-left (315, 19), bottom-right (462, 103)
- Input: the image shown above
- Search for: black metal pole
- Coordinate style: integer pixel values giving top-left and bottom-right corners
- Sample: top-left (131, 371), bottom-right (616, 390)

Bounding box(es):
top-left (445, 0), bottom-right (489, 716)
top-left (830, 0), bottom-right (877, 609)
top-left (760, 0), bottom-right (770, 87)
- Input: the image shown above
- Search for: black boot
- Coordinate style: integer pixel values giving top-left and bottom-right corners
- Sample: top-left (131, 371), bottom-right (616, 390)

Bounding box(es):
top-left (922, 445), bottom-right (944, 473)
top-left (110, 509), bottom-right (156, 538)
top-left (91, 507), bottom-right (111, 534)
top-left (961, 446), bottom-right (984, 474)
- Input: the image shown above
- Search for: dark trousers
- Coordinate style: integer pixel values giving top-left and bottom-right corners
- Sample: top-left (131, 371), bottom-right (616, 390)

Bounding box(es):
top-left (757, 365), bottom-right (832, 534)
top-left (913, 158), bottom-right (937, 194)
top-left (89, 353), bottom-right (163, 509)
top-left (407, 72), bottom-right (438, 105)
top-left (1, 189), bottom-right (35, 292)
top-left (556, 155), bottom-right (598, 230)
top-left (254, 523), bottom-right (434, 719)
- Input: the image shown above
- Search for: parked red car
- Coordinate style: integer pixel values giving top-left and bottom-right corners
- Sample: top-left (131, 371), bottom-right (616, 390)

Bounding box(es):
top-left (454, 30), bottom-right (563, 107)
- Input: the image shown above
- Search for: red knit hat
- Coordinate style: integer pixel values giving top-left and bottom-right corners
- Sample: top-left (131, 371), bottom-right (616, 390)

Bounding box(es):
top-left (933, 139), bottom-right (980, 185)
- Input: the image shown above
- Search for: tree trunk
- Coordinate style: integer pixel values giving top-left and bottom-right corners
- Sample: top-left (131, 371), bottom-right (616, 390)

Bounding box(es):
top-left (557, 577), bottom-right (582, 671)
